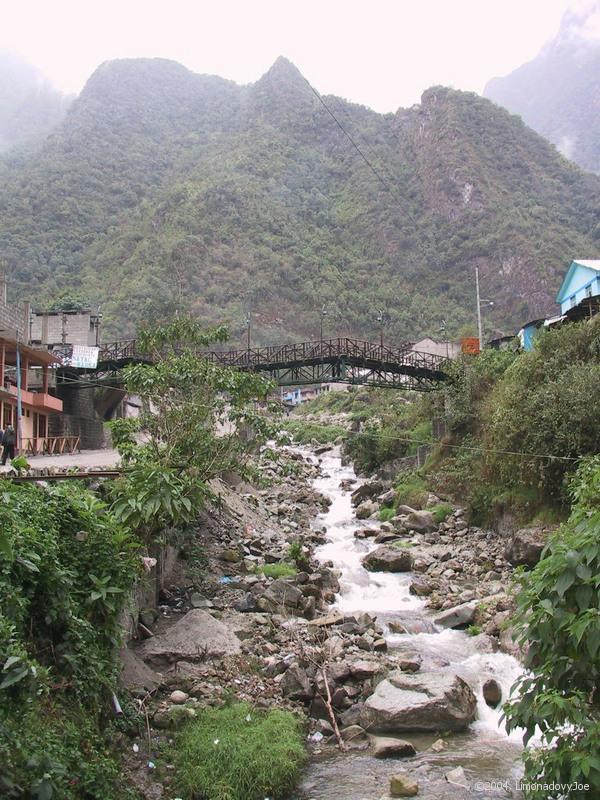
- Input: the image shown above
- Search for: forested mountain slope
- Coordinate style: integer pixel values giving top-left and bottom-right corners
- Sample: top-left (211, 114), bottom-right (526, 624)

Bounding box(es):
top-left (1, 56), bottom-right (599, 343)
top-left (485, 4), bottom-right (600, 174)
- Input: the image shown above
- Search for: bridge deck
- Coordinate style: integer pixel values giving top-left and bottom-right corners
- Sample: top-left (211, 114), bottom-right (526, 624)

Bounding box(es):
top-left (58, 337), bottom-right (449, 391)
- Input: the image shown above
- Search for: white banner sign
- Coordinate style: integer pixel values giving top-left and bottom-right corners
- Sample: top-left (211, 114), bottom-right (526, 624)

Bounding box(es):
top-left (68, 345), bottom-right (99, 369)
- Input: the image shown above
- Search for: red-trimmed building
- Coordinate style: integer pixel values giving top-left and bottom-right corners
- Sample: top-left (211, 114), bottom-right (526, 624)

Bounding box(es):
top-left (0, 336), bottom-right (64, 455)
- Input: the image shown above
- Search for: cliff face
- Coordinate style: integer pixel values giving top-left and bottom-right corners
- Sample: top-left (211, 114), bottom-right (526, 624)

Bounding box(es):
top-left (1, 57), bottom-right (599, 342)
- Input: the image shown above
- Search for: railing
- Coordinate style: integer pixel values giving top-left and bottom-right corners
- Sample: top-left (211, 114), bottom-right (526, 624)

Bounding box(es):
top-left (21, 436), bottom-right (81, 457)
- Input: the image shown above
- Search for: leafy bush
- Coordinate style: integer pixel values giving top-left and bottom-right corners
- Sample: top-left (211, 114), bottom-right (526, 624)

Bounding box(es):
top-left (171, 702), bottom-right (306, 800)
top-left (504, 455), bottom-right (600, 797)
top-left (0, 481), bottom-right (140, 798)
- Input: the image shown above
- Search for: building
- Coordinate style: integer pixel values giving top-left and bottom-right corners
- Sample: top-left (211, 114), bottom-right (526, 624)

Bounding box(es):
top-left (556, 259), bottom-right (600, 316)
top-left (412, 337), bottom-right (461, 359)
top-left (0, 335), bottom-right (64, 454)
top-left (30, 308), bottom-right (102, 348)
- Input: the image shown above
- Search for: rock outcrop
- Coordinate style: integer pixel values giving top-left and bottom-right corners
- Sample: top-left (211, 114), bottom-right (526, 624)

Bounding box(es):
top-left (137, 609), bottom-right (241, 664)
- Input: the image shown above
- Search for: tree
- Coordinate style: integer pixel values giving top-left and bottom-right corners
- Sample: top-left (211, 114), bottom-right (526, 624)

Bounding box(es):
top-left (503, 455), bottom-right (600, 798)
top-left (108, 316), bottom-right (277, 543)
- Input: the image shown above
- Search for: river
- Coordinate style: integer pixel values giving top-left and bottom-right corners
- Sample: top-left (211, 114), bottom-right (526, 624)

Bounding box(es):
top-left (298, 446), bottom-right (525, 799)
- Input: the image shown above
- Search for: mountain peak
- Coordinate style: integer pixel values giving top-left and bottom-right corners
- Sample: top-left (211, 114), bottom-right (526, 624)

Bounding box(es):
top-left (262, 56), bottom-right (305, 83)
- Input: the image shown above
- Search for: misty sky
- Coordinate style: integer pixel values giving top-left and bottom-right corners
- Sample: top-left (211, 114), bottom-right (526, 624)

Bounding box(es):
top-left (3, 0), bottom-right (575, 111)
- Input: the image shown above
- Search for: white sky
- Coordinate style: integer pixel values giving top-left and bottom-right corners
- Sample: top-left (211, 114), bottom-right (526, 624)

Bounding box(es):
top-left (2, 0), bottom-right (573, 111)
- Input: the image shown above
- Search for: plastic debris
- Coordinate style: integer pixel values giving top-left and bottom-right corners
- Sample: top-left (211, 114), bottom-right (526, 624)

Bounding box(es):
top-left (147, 761), bottom-right (155, 770)
top-left (218, 576), bottom-right (233, 584)
top-left (132, 743), bottom-right (139, 753)
top-left (308, 731), bottom-right (324, 743)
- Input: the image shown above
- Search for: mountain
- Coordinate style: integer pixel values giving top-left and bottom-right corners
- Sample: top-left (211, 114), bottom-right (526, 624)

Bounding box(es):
top-left (484, 3), bottom-right (600, 174)
top-left (0, 51), bottom-right (72, 152)
top-left (1, 56), bottom-right (600, 344)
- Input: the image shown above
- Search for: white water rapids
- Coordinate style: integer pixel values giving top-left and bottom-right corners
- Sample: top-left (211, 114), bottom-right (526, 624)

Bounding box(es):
top-left (297, 446), bottom-right (528, 799)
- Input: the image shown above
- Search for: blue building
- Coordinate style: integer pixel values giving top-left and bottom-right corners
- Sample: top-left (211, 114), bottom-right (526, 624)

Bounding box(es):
top-left (556, 259), bottom-right (600, 315)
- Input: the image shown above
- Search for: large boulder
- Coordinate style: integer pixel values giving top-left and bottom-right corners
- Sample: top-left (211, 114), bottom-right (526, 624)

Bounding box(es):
top-left (434, 601), bottom-right (478, 629)
top-left (404, 510), bottom-right (436, 534)
top-left (280, 664), bottom-right (313, 701)
top-left (351, 481), bottom-right (384, 506)
top-left (137, 609), bottom-right (241, 665)
top-left (362, 546), bottom-right (412, 573)
top-left (360, 671), bottom-right (477, 733)
top-left (505, 527), bottom-right (548, 568)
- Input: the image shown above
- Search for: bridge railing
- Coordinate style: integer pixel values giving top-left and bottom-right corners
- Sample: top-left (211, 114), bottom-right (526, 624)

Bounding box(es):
top-left (90, 336), bottom-right (449, 375)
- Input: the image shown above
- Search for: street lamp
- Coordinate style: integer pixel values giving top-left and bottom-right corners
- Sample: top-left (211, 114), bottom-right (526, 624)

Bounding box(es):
top-left (245, 310), bottom-right (251, 351)
top-left (94, 307), bottom-right (103, 346)
top-left (319, 304), bottom-right (328, 343)
top-left (475, 267), bottom-right (494, 351)
top-left (376, 309), bottom-right (385, 348)
top-left (438, 320), bottom-right (449, 360)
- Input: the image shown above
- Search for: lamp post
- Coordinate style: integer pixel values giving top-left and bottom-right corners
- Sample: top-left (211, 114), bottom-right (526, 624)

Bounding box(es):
top-left (475, 267), bottom-right (494, 351)
top-left (438, 320), bottom-right (449, 360)
top-left (245, 310), bottom-right (251, 352)
top-left (319, 304), bottom-right (328, 343)
top-left (376, 309), bottom-right (385, 348)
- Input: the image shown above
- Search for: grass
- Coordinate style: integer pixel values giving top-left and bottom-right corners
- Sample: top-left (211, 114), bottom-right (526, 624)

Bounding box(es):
top-left (378, 506), bottom-right (396, 522)
top-left (171, 701), bottom-right (306, 800)
top-left (467, 625), bottom-right (482, 637)
top-left (430, 502), bottom-right (454, 524)
top-left (259, 563), bottom-right (297, 579)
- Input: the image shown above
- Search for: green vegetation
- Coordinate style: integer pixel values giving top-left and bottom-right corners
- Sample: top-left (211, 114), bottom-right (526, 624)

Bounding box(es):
top-left (504, 456), bottom-right (600, 797)
top-left (430, 502), bottom-right (454, 524)
top-left (378, 506), bottom-right (396, 522)
top-left (109, 317), bottom-right (275, 545)
top-left (394, 471), bottom-right (429, 510)
top-left (2, 58), bottom-right (599, 342)
top-left (282, 419), bottom-right (346, 445)
top-left (424, 319), bottom-right (600, 522)
top-left (0, 481), bottom-right (140, 798)
top-left (171, 702), bottom-right (306, 800)
top-left (259, 563), bottom-right (297, 579)
top-left (467, 625), bottom-right (481, 637)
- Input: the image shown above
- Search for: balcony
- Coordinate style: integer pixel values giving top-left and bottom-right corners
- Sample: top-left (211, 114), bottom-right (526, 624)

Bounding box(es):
top-left (5, 384), bottom-right (63, 413)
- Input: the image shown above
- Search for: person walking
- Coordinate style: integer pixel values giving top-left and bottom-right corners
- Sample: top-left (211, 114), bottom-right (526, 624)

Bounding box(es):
top-left (2, 425), bottom-right (16, 465)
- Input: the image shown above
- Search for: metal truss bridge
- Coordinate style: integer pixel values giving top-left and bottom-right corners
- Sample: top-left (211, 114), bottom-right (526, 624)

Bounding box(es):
top-left (62, 337), bottom-right (450, 391)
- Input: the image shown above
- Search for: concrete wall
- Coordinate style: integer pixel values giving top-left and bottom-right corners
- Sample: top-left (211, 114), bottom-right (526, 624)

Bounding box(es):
top-left (31, 311), bottom-right (98, 347)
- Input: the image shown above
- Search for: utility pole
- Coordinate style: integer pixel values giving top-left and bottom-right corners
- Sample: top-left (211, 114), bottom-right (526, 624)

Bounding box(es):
top-left (245, 310), bottom-right (251, 351)
top-left (15, 334), bottom-right (22, 455)
top-left (61, 311), bottom-right (68, 346)
top-left (475, 266), bottom-right (483, 352)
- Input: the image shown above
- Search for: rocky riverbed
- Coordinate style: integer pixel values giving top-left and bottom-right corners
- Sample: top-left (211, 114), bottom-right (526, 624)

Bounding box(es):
top-left (119, 442), bottom-right (545, 799)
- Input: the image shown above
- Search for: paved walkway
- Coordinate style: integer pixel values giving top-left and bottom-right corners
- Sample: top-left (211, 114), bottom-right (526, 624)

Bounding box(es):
top-left (0, 449), bottom-right (120, 472)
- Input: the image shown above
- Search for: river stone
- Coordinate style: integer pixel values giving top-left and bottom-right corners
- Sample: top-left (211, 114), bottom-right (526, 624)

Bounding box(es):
top-left (404, 510), bottom-right (436, 534)
top-left (257, 579), bottom-right (304, 612)
top-left (356, 500), bottom-right (378, 519)
top-left (482, 678), bottom-right (502, 708)
top-left (505, 527), bottom-right (548, 568)
top-left (434, 601), bottom-right (477, 629)
top-left (137, 609), bottom-right (241, 664)
top-left (280, 665), bottom-right (313, 701)
top-left (351, 481), bottom-right (384, 506)
top-left (360, 671), bottom-right (477, 733)
top-left (390, 772), bottom-right (419, 797)
top-left (371, 736), bottom-right (417, 758)
top-left (446, 766), bottom-right (468, 787)
top-left (362, 546), bottom-right (412, 573)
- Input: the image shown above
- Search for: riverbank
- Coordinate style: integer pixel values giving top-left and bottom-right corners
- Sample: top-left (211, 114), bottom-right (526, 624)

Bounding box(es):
top-left (119, 438), bottom-right (531, 799)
